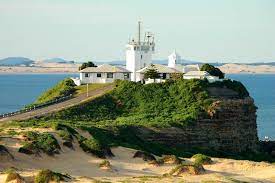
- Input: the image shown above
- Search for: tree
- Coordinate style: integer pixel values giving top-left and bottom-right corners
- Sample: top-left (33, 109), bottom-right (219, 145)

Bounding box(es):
top-left (79, 61), bottom-right (97, 71)
top-left (144, 64), bottom-right (159, 80)
top-left (200, 63), bottom-right (224, 79)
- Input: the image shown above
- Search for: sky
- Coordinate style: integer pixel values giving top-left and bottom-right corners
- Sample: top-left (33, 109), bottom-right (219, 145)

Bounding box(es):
top-left (0, 0), bottom-right (274, 63)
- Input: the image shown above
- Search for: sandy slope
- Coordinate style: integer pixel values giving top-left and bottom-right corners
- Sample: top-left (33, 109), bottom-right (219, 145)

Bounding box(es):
top-left (0, 128), bottom-right (275, 183)
top-left (218, 63), bottom-right (275, 74)
top-left (1, 62), bottom-right (275, 74)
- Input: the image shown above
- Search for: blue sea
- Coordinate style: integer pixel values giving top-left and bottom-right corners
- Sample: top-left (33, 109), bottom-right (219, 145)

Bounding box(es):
top-left (0, 73), bottom-right (274, 139)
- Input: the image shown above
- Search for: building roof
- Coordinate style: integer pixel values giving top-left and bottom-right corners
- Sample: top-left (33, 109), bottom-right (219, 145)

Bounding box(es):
top-left (80, 64), bottom-right (131, 73)
top-left (184, 71), bottom-right (210, 76)
top-left (136, 64), bottom-right (181, 73)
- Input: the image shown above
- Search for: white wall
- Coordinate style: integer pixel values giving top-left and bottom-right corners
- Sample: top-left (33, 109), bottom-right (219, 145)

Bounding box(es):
top-left (80, 72), bottom-right (130, 84)
top-left (126, 44), bottom-right (154, 81)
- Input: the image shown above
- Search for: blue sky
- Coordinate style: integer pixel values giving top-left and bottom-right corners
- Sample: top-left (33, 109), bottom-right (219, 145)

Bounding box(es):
top-left (0, 0), bottom-right (274, 63)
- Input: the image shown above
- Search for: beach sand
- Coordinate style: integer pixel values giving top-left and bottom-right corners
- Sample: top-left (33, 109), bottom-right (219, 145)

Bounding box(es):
top-left (1, 127), bottom-right (275, 182)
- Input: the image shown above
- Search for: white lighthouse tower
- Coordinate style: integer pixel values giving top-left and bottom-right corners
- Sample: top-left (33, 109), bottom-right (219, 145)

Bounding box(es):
top-left (168, 50), bottom-right (181, 68)
top-left (126, 21), bottom-right (155, 81)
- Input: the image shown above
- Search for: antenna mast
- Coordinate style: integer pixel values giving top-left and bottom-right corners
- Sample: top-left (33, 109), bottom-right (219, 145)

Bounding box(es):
top-left (138, 21), bottom-right (141, 45)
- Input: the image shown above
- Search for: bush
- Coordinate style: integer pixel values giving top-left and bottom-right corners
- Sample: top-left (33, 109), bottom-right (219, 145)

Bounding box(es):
top-left (99, 160), bottom-right (111, 169)
top-left (5, 171), bottom-right (24, 183)
top-left (168, 162), bottom-right (205, 176)
top-left (19, 132), bottom-right (60, 155)
top-left (200, 63), bottom-right (224, 79)
top-left (34, 169), bottom-right (70, 183)
top-left (192, 153), bottom-right (213, 165)
top-left (161, 155), bottom-right (182, 165)
top-left (133, 151), bottom-right (156, 161)
top-left (79, 137), bottom-right (106, 158)
top-left (34, 78), bottom-right (76, 105)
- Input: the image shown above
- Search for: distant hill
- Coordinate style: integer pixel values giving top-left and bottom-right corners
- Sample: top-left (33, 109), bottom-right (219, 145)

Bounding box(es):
top-left (42, 58), bottom-right (74, 64)
top-left (0, 57), bottom-right (34, 66)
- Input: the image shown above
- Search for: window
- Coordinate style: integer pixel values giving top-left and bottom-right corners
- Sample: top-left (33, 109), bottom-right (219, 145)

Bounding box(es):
top-left (97, 73), bottom-right (102, 78)
top-left (124, 73), bottom-right (130, 79)
top-left (84, 73), bottom-right (89, 77)
top-left (141, 55), bottom-right (143, 59)
top-left (107, 73), bottom-right (113, 78)
top-left (162, 73), bottom-right (167, 79)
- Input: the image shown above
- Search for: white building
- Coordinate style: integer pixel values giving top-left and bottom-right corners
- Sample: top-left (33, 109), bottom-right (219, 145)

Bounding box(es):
top-left (168, 50), bottom-right (182, 68)
top-left (136, 64), bottom-right (181, 83)
top-left (126, 21), bottom-right (155, 81)
top-left (182, 64), bottom-right (200, 73)
top-left (183, 71), bottom-right (221, 83)
top-left (75, 64), bottom-right (131, 85)
top-left (73, 21), bottom-right (224, 86)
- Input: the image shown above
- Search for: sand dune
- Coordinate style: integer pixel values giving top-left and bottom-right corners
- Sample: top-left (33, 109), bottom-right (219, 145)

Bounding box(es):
top-left (1, 128), bottom-right (275, 183)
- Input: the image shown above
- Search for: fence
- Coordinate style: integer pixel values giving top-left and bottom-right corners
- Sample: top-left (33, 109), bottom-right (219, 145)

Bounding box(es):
top-left (0, 94), bottom-right (73, 119)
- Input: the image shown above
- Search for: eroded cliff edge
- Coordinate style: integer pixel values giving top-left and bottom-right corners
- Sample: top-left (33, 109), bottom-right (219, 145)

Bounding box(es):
top-left (135, 97), bottom-right (259, 154)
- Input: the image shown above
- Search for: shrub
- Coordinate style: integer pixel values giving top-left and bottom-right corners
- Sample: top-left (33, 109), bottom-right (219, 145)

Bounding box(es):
top-left (168, 162), bottom-right (205, 176)
top-left (19, 131), bottom-right (60, 155)
top-left (192, 153), bottom-right (213, 165)
top-left (161, 155), bottom-right (182, 165)
top-left (79, 137), bottom-right (106, 158)
top-left (34, 78), bottom-right (76, 104)
top-left (133, 151), bottom-right (156, 161)
top-left (99, 160), bottom-right (111, 169)
top-left (0, 145), bottom-right (14, 160)
top-left (200, 63), bottom-right (224, 79)
top-left (79, 61), bottom-right (97, 71)
top-left (5, 170), bottom-right (24, 183)
top-left (34, 169), bottom-right (70, 183)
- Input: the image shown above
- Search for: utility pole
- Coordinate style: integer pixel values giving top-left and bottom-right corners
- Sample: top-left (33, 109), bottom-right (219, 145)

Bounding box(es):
top-left (86, 83), bottom-right (89, 97)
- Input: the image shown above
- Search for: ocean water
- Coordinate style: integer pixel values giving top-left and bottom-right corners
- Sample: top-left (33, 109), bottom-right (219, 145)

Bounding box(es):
top-left (0, 73), bottom-right (274, 139)
top-left (228, 74), bottom-right (275, 140)
top-left (0, 73), bottom-right (77, 114)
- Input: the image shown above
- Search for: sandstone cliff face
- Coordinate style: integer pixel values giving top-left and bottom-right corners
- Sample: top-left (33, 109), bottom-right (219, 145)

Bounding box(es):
top-left (136, 97), bottom-right (259, 154)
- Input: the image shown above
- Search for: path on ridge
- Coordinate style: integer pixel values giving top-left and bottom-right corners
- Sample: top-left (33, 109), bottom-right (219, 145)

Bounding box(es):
top-left (0, 85), bottom-right (114, 122)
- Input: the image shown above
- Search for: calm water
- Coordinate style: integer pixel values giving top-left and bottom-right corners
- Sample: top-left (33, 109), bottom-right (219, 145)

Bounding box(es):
top-left (228, 74), bottom-right (275, 140)
top-left (0, 73), bottom-right (274, 139)
top-left (0, 73), bottom-right (76, 113)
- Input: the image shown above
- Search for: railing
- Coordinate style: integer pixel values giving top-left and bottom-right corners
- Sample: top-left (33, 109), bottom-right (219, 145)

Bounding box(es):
top-left (0, 94), bottom-right (73, 119)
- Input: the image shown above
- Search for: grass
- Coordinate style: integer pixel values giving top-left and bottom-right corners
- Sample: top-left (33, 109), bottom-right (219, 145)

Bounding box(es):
top-left (192, 154), bottom-right (213, 165)
top-left (33, 78), bottom-right (76, 105)
top-left (34, 169), bottom-right (71, 183)
top-left (74, 83), bottom-right (112, 96)
top-left (99, 160), bottom-right (111, 169)
top-left (5, 170), bottom-right (24, 183)
top-left (19, 131), bottom-right (60, 155)
top-left (168, 162), bottom-right (205, 176)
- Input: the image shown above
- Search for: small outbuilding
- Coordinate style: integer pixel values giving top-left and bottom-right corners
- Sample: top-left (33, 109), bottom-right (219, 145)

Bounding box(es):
top-left (183, 71), bottom-right (221, 83)
top-left (79, 64), bottom-right (131, 84)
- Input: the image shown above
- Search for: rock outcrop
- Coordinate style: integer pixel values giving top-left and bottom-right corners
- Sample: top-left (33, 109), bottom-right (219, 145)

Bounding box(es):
top-left (135, 97), bottom-right (258, 153)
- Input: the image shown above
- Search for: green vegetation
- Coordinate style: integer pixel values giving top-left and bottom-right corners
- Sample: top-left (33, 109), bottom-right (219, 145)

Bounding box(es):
top-left (34, 169), bottom-right (70, 183)
top-left (168, 162), bottom-right (205, 176)
top-left (192, 153), bottom-right (213, 165)
top-left (74, 83), bottom-right (111, 96)
top-left (78, 137), bottom-right (107, 158)
top-left (99, 160), bottom-right (111, 169)
top-left (200, 63), bottom-right (225, 79)
top-left (53, 79), bottom-right (213, 128)
top-left (19, 131), bottom-right (60, 155)
top-left (79, 61), bottom-right (97, 70)
top-left (209, 79), bottom-right (249, 98)
top-left (34, 78), bottom-right (76, 104)
top-left (5, 170), bottom-right (24, 183)
top-left (6, 79), bottom-right (270, 162)
top-left (144, 64), bottom-right (159, 79)
top-left (160, 155), bottom-right (182, 164)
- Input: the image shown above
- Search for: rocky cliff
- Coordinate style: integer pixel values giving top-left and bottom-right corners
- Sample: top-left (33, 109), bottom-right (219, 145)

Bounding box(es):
top-left (135, 97), bottom-right (259, 154)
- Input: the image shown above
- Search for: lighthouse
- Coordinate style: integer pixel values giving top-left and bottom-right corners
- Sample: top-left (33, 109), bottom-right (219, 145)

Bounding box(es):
top-left (126, 21), bottom-right (155, 81)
